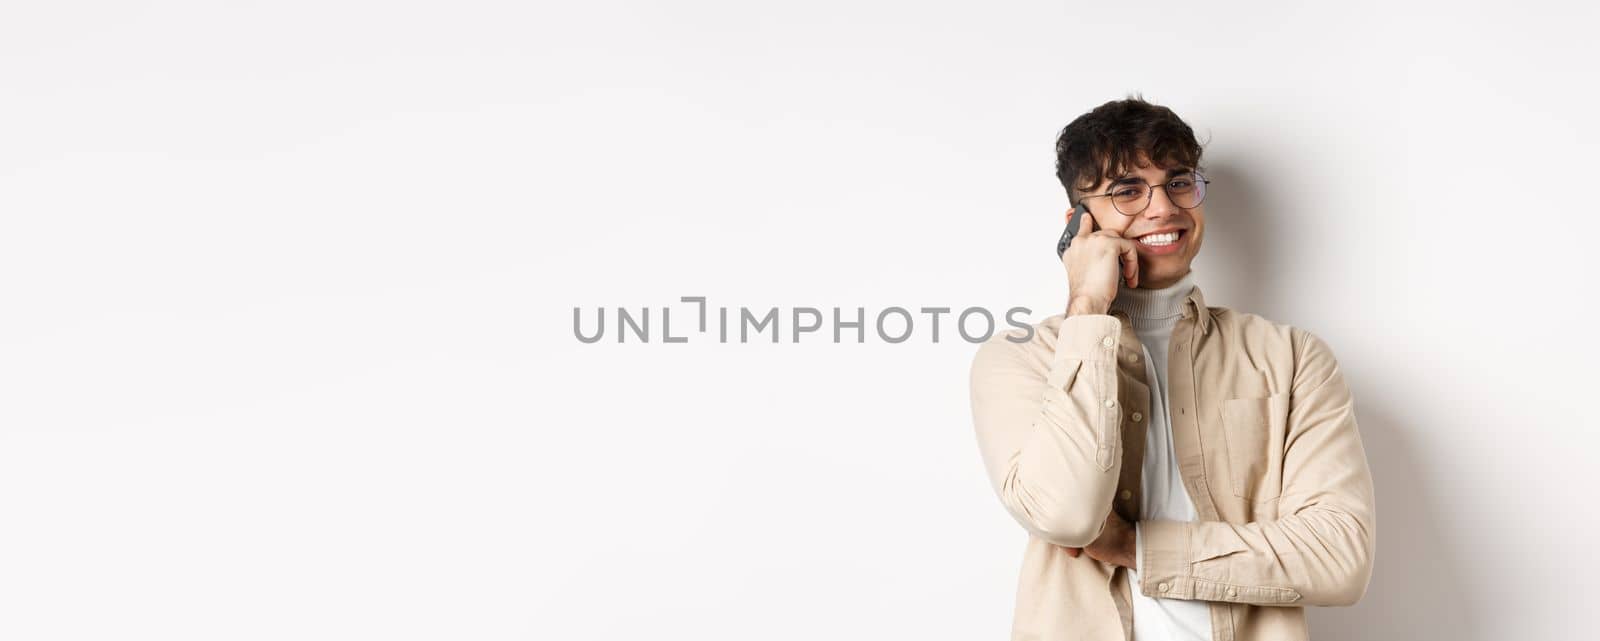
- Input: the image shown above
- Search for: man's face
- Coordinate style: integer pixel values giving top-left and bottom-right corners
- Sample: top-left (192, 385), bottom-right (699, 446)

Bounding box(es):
top-left (1072, 155), bottom-right (1206, 290)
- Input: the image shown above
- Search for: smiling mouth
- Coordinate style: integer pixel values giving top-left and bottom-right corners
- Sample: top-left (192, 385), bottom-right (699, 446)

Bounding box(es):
top-left (1136, 229), bottom-right (1186, 247)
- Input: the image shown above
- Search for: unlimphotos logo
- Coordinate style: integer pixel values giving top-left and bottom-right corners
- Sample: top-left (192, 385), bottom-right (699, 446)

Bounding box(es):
top-left (573, 297), bottom-right (1038, 344)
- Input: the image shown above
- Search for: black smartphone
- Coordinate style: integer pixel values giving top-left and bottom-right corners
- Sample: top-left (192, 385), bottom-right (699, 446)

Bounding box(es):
top-left (1056, 205), bottom-right (1097, 258)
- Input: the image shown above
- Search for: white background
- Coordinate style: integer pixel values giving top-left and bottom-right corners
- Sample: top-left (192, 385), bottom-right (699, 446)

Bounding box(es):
top-left (3, 1), bottom-right (1596, 639)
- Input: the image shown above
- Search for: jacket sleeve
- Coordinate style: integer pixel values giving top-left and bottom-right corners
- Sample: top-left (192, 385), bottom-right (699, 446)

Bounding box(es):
top-left (969, 314), bottom-right (1126, 548)
top-left (1137, 329), bottom-right (1377, 607)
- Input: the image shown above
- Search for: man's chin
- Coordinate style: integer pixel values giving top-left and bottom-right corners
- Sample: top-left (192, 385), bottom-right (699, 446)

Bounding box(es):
top-left (1130, 267), bottom-right (1190, 289)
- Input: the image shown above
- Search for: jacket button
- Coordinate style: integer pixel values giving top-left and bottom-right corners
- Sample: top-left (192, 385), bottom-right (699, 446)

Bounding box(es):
top-left (1126, 352), bottom-right (1139, 363)
top-left (1104, 399), bottom-right (1116, 408)
top-left (1158, 582), bottom-right (1170, 592)
top-left (1101, 336), bottom-right (1115, 348)
top-left (1227, 588), bottom-right (1238, 597)
top-left (1131, 412), bottom-right (1143, 422)
top-left (1120, 490), bottom-right (1132, 500)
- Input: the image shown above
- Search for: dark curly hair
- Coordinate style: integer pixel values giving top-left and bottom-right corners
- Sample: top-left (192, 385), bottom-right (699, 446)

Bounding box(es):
top-left (1054, 94), bottom-right (1206, 208)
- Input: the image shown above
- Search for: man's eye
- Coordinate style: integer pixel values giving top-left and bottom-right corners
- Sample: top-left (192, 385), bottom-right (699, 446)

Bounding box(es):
top-left (1113, 187), bottom-right (1142, 198)
top-left (1168, 179), bottom-right (1193, 189)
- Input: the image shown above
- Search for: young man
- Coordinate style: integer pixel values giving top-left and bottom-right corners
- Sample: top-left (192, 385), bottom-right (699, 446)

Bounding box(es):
top-left (969, 97), bottom-right (1375, 641)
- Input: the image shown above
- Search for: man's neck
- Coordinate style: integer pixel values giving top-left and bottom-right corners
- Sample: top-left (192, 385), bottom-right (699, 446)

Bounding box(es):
top-left (1110, 270), bottom-right (1196, 330)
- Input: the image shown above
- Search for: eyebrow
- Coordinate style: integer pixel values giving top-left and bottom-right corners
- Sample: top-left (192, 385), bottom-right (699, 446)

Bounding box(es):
top-left (1111, 167), bottom-right (1194, 185)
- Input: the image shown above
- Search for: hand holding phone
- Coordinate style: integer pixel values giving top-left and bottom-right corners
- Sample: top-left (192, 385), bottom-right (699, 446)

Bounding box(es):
top-left (1056, 205), bottom-right (1097, 257)
top-left (1057, 205), bottom-right (1139, 313)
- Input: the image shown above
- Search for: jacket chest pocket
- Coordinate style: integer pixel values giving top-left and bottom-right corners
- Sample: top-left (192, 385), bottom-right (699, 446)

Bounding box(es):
top-left (1220, 394), bottom-right (1290, 501)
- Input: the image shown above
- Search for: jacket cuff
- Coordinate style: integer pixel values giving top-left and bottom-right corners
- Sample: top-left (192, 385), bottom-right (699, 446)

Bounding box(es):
top-left (1137, 519), bottom-right (1303, 605)
top-left (1050, 314), bottom-right (1121, 371)
top-left (1137, 519), bottom-right (1189, 598)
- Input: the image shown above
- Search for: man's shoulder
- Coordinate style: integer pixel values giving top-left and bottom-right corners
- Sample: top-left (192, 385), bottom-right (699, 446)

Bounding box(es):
top-left (1209, 304), bottom-right (1293, 334)
top-left (970, 304), bottom-right (1332, 362)
top-left (1206, 304), bottom-right (1333, 361)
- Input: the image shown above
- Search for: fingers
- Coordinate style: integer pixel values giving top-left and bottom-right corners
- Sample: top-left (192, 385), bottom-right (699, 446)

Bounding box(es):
top-left (1094, 234), bottom-right (1139, 288)
top-left (1118, 239), bottom-right (1140, 288)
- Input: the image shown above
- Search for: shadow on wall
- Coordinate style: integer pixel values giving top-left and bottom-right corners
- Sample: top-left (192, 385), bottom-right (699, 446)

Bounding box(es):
top-left (1192, 159), bottom-right (1290, 319)
top-left (1200, 159), bottom-right (1487, 640)
top-left (1306, 385), bottom-right (1488, 641)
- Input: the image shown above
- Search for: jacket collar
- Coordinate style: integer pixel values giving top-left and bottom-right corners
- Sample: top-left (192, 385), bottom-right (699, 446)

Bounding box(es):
top-left (1185, 284), bottom-right (1212, 335)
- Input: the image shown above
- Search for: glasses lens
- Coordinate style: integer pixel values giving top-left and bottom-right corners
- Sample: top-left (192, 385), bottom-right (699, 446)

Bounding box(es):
top-left (1111, 183), bottom-right (1149, 216)
top-left (1169, 173), bottom-right (1206, 208)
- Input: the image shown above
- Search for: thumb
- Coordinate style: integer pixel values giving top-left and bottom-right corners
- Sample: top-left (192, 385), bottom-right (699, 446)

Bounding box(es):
top-left (1074, 207), bottom-right (1094, 239)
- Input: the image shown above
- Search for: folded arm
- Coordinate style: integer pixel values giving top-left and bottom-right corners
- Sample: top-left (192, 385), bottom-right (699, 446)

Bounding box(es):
top-left (1136, 329), bottom-right (1377, 607)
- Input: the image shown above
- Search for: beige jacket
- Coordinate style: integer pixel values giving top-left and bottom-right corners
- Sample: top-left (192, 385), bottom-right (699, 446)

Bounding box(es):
top-left (968, 284), bottom-right (1375, 641)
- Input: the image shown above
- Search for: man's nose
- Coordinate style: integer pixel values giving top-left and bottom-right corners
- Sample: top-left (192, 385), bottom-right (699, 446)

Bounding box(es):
top-left (1143, 185), bottom-right (1183, 219)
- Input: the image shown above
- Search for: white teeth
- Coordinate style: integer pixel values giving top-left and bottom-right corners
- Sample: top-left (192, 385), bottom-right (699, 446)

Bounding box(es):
top-left (1139, 231), bottom-right (1181, 246)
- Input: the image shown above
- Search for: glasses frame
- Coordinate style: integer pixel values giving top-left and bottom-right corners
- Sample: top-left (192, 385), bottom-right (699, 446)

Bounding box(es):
top-left (1078, 171), bottom-right (1211, 216)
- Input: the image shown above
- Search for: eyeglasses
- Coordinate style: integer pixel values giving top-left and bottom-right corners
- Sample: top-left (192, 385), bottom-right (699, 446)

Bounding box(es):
top-left (1079, 171), bottom-right (1211, 216)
